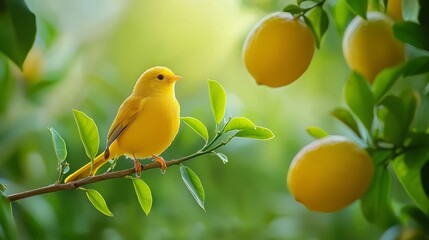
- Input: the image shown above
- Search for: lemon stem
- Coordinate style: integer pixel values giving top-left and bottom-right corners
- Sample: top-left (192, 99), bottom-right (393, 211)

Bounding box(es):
top-left (299, 0), bottom-right (326, 16)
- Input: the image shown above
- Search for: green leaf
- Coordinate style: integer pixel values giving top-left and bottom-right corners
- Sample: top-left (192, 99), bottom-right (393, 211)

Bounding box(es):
top-left (224, 117), bottom-right (255, 133)
top-left (333, 0), bottom-right (353, 35)
top-left (345, 0), bottom-right (367, 19)
top-left (401, 206), bottom-right (429, 230)
top-left (235, 126), bottom-right (275, 140)
top-left (180, 165), bottom-right (205, 210)
top-left (0, 184), bottom-right (7, 193)
top-left (372, 63), bottom-right (406, 103)
top-left (0, 0), bottom-right (36, 69)
top-left (368, 0), bottom-right (384, 12)
top-left (181, 117), bottom-right (209, 142)
top-left (405, 132), bottom-right (429, 171)
top-left (419, 0), bottom-right (429, 29)
top-left (303, 6), bottom-right (329, 48)
top-left (131, 178), bottom-right (153, 216)
top-left (366, 148), bottom-right (393, 165)
top-left (403, 56), bottom-right (429, 77)
top-left (331, 107), bottom-right (362, 138)
top-left (62, 163), bottom-right (70, 174)
top-left (0, 195), bottom-right (17, 240)
top-left (421, 161), bottom-right (429, 198)
top-left (381, 96), bottom-right (406, 145)
top-left (48, 127), bottom-right (67, 163)
top-left (393, 21), bottom-right (429, 51)
top-left (305, 126), bottom-right (328, 139)
top-left (360, 165), bottom-right (397, 229)
top-left (344, 72), bottom-right (374, 131)
top-left (400, 90), bottom-right (418, 132)
top-left (393, 148), bottom-right (429, 214)
top-left (84, 188), bottom-right (113, 217)
top-left (212, 152), bottom-right (228, 164)
top-left (380, 92), bottom-right (418, 145)
top-left (282, 4), bottom-right (304, 15)
top-left (37, 17), bottom-right (58, 49)
top-left (73, 110), bottom-right (99, 160)
top-left (297, 0), bottom-right (325, 5)
top-left (207, 80), bottom-right (226, 125)
top-left (0, 58), bottom-right (13, 114)
top-left (373, 57), bottom-right (429, 103)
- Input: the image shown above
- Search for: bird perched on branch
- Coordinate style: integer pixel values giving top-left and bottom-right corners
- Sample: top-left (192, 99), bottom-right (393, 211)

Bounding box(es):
top-left (65, 66), bottom-right (181, 183)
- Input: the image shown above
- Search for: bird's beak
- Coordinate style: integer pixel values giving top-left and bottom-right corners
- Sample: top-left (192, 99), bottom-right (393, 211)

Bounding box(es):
top-left (171, 75), bottom-right (182, 82)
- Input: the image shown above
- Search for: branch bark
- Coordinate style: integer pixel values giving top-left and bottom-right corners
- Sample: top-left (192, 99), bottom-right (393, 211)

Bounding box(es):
top-left (5, 147), bottom-right (216, 202)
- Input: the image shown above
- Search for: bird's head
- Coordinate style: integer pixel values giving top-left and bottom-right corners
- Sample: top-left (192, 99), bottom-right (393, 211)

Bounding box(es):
top-left (133, 66), bottom-right (181, 96)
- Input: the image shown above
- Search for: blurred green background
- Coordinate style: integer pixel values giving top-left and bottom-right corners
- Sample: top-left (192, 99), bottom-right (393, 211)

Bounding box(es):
top-left (0, 0), bottom-right (399, 239)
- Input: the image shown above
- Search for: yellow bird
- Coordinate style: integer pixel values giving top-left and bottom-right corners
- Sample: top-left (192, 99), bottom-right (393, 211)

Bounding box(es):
top-left (64, 66), bottom-right (181, 183)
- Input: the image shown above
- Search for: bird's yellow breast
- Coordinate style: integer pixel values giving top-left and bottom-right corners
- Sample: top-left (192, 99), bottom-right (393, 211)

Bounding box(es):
top-left (116, 94), bottom-right (180, 159)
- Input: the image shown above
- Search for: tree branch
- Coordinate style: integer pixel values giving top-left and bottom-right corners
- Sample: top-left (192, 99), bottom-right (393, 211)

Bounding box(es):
top-left (6, 141), bottom-right (228, 202)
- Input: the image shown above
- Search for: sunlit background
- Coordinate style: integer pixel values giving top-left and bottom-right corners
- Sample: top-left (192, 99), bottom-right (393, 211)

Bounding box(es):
top-left (0, 0), bottom-right (392, 239)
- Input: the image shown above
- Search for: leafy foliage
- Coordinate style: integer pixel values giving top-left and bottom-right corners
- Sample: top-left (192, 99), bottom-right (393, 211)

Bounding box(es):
top-left (360, 165), bottom-right (397, 228)
top-left (372, 64), bottom-right (406, 103)
top-left (83, 188), bottom-right (114, 217)
top-left (306, 126), bottom-right (329, 139)
top-left (73, 110), bottom-right (100, 161)
top-left (331, 107), bottom-right (361, 138)
top-left (181, 117), bottom-right (209, 142)
top-left (180, 165), bottom-right (206, 210)
top-left (0, 0), bottom-right (36, 68)
top-left (235, 126), bottom-right (274, 140)
top-left (393, 22), bottom-right (429, 51)
top-left (212, 152), bottom-right (228, 164)
top-left (48, 128), bottom-right (67, 163)
top-left (208, 80), bottom-right (226, 125)
top-left (283, 4), bottom-right (304, 15)
top-left (282, 0), bottom-right (329, 48)
top-left (303, 5), bottom-right (329, 48)
top-left (224, 117), bottom-right (255, 133)
top-left (1, 0), bottom-right (428, 238)
top-left (393, 148), bottom-right (429, 214)
top-left (344, 72), bottom-right (373, 132)
top-left (131, 178), bottom-right (153, 216)
top-left (329, 57), bottom-right (429, 227)
top-left (0, 184), bottom-right (6, 193)
top-left (0, 58), bottom-right (13, 114)
top-left (48, 127), bottom-right (69, 182)
top-left (180, 80), bottom-right (274, 208)
top-left (333, 0), bottom-right (352, 35)
top-left (0, 195), bottom-right (17, 240)
top-left (344, 0), bottom-right (367, 19)
top-left (287, 0), bottom-right (429, 231)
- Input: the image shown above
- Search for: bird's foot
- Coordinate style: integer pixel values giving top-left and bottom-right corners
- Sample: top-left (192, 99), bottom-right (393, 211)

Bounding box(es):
top-left (152, 155), bottom-right (167, 174)
top-left (133, 156), bottom-right (142, 177)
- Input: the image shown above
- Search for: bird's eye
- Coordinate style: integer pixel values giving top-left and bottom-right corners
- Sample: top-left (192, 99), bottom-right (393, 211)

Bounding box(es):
top-left (157, 74), bottom-right (164, 80)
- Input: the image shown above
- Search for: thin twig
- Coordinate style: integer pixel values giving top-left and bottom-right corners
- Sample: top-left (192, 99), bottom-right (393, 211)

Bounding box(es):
top-left (6, 141), bottom-right (228, 202)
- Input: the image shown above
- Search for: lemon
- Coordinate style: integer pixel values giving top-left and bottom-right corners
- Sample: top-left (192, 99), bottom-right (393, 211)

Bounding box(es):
top-left (22, 47), bottom-right (44, 84)
top-left (342, 12), bottom-right (405, 83)
top-left (287, 135), bottom-right (374, 212)
top-left (243, 12), bottom-right (315, 88)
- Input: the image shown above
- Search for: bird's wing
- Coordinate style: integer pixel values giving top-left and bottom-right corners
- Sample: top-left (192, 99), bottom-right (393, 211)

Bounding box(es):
top-left (104, 96), bottom-right (145, 159)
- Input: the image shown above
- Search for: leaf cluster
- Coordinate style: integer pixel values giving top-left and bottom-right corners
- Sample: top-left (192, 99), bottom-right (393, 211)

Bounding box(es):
top-left (281, 0), bottom-right (429, 234)
top-left (178, 80), bottom-right (274, 210)
top-left (282, 0), bottom-right (328, 48)
top-left (393, 0), bottom-right (429, 51)
top-left (308, 57), bottom-right (429, 232)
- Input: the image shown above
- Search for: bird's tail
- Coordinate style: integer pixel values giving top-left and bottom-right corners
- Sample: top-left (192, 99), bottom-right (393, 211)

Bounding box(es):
top-left (64, 153), bottom-right (107, 183)
top-left (64, 143), bottom-right (120, 183)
